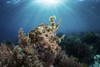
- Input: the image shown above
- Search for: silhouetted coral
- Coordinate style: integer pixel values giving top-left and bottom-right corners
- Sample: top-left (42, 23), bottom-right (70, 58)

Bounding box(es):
top-left (83, 32), bottom-right (98, 44)
top-left (93, 40), bottom-right (100, 55)
top-left (59, 35), bottom-right (94, 66)
top-left (54, 52), bottom-right (82, 67)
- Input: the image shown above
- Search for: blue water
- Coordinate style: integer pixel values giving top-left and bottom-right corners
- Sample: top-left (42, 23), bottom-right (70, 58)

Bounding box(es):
top-left (0, 0), bottom-right (100, 42)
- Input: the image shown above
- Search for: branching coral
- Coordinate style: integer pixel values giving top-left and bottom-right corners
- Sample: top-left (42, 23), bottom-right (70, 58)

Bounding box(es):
top-left (0, 16), bottom-right (82, 67)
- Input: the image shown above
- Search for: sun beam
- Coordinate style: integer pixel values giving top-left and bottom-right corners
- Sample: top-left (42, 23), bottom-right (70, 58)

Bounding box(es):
top-left (45, 0), bottom-right (60, 4)
top-left (33, 0), bottom-right (63, 7)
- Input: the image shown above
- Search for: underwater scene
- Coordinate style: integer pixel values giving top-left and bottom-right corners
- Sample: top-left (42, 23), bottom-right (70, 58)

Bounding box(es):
top-left (0, 0), bottom-right (100, 67)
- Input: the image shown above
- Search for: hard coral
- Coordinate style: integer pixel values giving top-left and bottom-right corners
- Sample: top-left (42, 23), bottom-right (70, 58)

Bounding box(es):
top-left (0, 16), bottom-right (82, 67)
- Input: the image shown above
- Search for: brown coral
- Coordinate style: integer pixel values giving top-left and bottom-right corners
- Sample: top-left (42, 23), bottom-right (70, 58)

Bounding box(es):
top-left (0, 16), bottom-right (82, 67)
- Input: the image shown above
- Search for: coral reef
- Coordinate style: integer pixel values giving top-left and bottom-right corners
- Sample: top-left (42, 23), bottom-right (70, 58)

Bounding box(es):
top-left (93, 40), bottom-right (100, 55)
top-left (58, 32), bottom-right (100, 66)
top-left (0, 16), bottom-right (82, 67)
top-left (83, 32), bottom-right (99, 44)
top-left (60, 36), bottom-right (91, 64)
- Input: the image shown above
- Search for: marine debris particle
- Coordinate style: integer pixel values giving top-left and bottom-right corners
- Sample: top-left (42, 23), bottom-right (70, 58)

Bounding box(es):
top-left (19, 16), bottom-right (65, 54)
